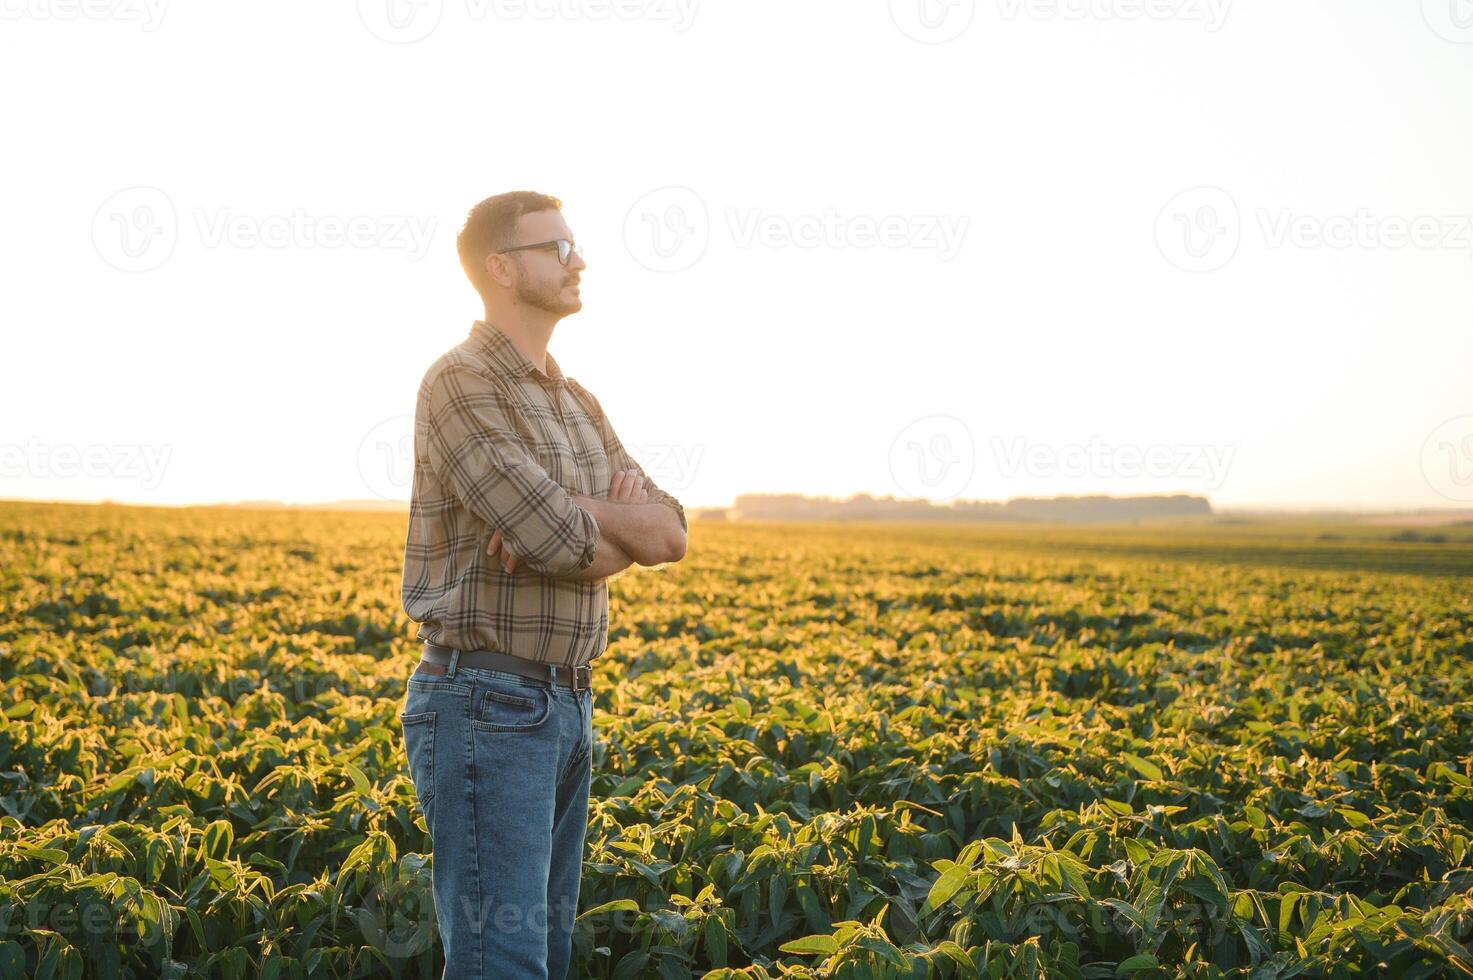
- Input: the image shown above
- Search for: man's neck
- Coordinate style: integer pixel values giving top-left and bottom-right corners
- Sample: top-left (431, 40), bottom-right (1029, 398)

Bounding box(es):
top-left (481, 305), bottom-right (556, 375)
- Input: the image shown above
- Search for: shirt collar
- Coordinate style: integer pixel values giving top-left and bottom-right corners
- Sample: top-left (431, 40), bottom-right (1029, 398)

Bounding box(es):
top-left (470, 320), bottom-right (565, 385)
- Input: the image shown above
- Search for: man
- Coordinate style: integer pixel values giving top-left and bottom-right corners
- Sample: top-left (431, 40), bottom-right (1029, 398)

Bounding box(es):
top-left (398, 190), bottom-right (688, 979)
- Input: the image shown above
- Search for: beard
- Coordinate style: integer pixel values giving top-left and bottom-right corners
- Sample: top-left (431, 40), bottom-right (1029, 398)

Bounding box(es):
top-left (512, 259), bottom-right (580, 315)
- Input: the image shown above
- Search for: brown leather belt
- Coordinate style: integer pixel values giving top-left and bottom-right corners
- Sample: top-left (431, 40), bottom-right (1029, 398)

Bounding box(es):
top-left (418, 642), bottom-right (592, 692)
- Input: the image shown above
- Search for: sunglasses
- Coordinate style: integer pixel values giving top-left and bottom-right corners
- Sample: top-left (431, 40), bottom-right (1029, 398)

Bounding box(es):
top-left (496, 238), bottom-right (584, 266)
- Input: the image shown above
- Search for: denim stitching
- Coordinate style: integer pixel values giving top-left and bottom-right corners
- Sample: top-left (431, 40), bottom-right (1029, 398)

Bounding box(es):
top-left (472, 685), bottom-right (551, 733)
top-left (399, 711), bottom-right (436, 811)
top-left (558, 691), bottom-right (592, 785)
top-left (464, 688), bottom-right (484, 972)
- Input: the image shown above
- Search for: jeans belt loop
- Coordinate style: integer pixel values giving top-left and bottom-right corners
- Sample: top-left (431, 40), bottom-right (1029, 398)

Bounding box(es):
top-left (447, 648), bottom-right (460, 680)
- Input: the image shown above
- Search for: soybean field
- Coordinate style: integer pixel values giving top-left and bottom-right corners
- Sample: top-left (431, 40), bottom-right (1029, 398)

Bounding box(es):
top-left (2, 502), bottom-right (1472, 979)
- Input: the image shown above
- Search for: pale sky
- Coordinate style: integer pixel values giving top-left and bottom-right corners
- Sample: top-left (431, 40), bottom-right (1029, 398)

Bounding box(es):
top-left (3, 0), bottom-right (1472, 511)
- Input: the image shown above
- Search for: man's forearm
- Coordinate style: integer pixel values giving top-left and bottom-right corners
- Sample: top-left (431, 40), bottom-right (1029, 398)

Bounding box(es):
top-left (574, 496), bottom-right (686, 566)
top-left (565, 532), bottom-right (635, 581)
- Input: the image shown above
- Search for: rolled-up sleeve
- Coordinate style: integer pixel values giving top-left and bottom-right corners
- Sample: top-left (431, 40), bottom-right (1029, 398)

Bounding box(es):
top-left (426, 363), bottom-right (600, 577)
top-left (577, 383), bottom-right (688, 534)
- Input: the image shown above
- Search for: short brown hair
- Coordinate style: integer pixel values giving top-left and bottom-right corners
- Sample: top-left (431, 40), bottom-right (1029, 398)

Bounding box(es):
top-left (457, 191), bottom-right (563, 300)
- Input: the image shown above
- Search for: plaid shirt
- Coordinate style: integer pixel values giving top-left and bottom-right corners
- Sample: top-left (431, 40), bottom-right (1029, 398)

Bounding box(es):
top-left (401, 319), bottom-right (687, 667)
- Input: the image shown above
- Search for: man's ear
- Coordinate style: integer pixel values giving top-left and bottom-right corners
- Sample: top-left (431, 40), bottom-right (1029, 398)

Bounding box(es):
top-left (484, 251), bottom-right (513, 288)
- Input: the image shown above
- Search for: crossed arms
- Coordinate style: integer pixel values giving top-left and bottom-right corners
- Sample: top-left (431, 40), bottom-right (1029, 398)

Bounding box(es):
top-left (426, 362), bottom-right (687, 582)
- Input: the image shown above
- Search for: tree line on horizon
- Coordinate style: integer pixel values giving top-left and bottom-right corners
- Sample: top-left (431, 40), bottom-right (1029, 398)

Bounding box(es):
top-left (697, 492), bottom-right (1213, 524)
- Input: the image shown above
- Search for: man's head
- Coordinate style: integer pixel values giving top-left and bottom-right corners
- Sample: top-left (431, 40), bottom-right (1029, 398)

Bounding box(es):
top-left (457, 191), bottom-right (585, 317)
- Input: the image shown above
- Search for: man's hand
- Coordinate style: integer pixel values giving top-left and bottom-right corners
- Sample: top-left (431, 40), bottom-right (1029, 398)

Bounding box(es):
top-left (485, 470), bottom-right (648, 574)
top-left (485, 528), bottom-right (520, 574)
top-left (608, 468), bottom-right (650, 505)
top-left (571, 467), bottom-right (686, 567)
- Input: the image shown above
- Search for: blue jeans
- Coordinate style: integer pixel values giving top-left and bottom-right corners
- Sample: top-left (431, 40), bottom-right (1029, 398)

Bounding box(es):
top-left (398, 656), bottom-right (593, 979)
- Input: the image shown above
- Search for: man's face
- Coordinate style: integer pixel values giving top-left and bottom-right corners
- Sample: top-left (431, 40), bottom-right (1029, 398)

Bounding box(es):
top-left (501, 209), bottom-right (585, 316)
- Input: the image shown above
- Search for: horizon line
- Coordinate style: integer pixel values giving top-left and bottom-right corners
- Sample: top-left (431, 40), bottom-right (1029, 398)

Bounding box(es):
top-left (2, 494), bottom-right (1471, 517)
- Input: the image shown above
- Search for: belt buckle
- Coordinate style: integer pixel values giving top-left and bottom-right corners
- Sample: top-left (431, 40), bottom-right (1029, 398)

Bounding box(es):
top-left (548, 663), bottom-right (590, 691)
